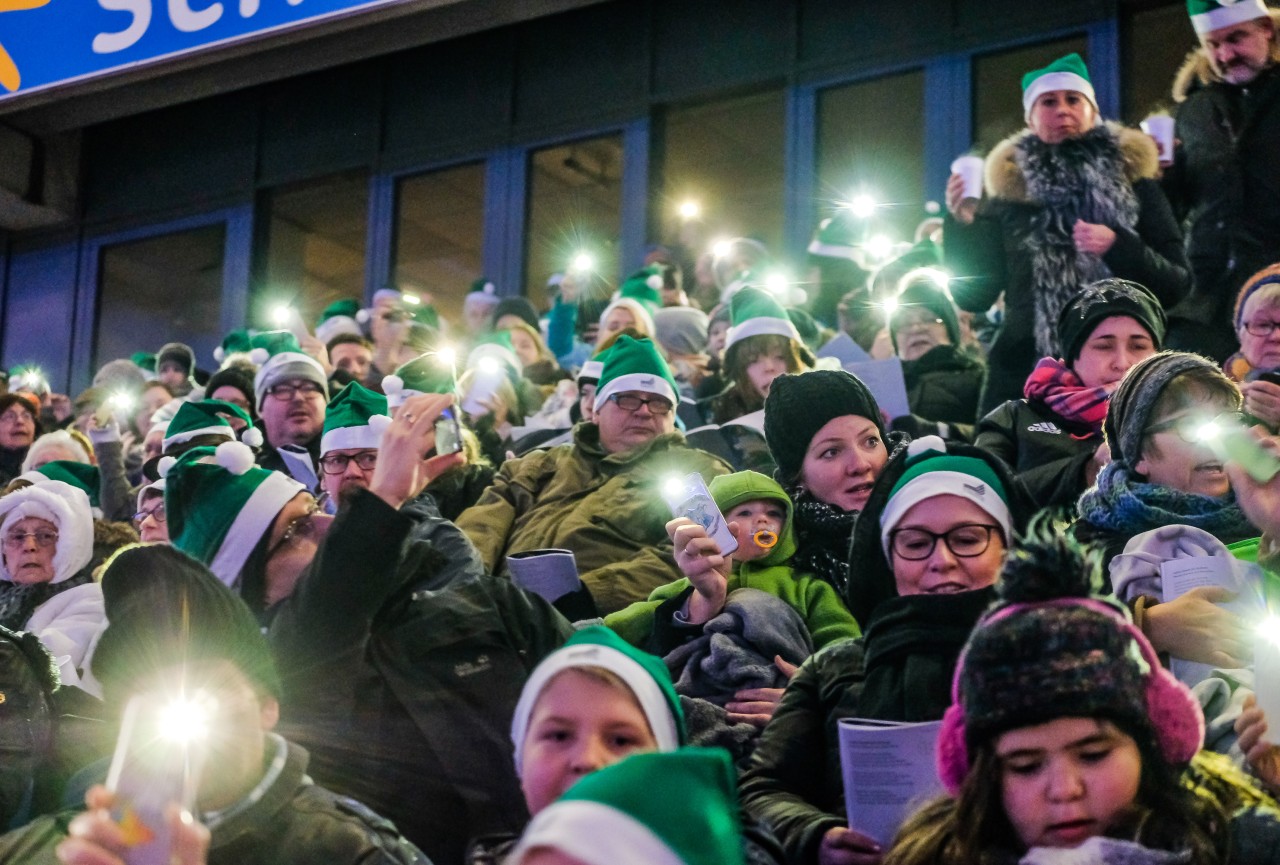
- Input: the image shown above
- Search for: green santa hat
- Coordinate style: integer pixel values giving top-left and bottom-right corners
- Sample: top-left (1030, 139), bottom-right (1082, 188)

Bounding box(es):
top-left (592, 335), bottom-right (679, 412)
top-left (466, 331), bottom-right (523, 379)
top-left (1021, 52), bottom-right (1097, 121)
top-left (509, 749), bottom-right (744, 865)
top-left (510, 625), bottom-right (685, 772)
top-left (382, 351), bottom-right (458, 409)
top-left (249, 330), bottom-right (328, 409)
top-left (20, 461), bottom-right (101, 509)
top-left (321, 383), bottom-right (392, 456)
top-left (315, 299), bottom-right (364, 346)
top-left (724, 286), bottom-right (802, 352)
top-left (1188, 0), bottom-right (1271, 33)
top-left (130, 351), bottom-right (157, 375)
top-left (213, 329), bottom-right (254, 364)
top-left (162, 445), bottom-right (304, 588)
top-left (618, 266), bottom-right (664, 312)
top-left (163, 399), bottom-right (260, 451)
top-left (808, 212), bottom-right (862, 261)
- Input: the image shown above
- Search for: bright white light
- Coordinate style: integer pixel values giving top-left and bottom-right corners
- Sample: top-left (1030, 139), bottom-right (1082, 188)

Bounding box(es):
top-left (108, 391), bottom-right (136, 413)
top-left (271, 305), bottom-right (293, 327)
top-left (710, 239), bottom-right (733, 259)
top-left (678, 200), bottom-right (701, 220)
top-left (402, 293), bottom-right (421, 306)
top-left (437, 348), bottom-right (457, 368)
top-left (881, 297), bottom-right (899, 317)
top-left (866, 235), bottom-right (894, 260)
top-left (570, 253), bottom-right (595, 274)
top-left (1259, 616), bottom-right (1280, 646)
top-left (764, 272), bottom-right (789, 296)
top-left (477, 357), bottom-right (502, 375)
top-left (1193, 421), bottom-right (1221, 443)
top-left (663, 476), bottom-right (686, 501)
top-left (18, 369), bottom-right (44, 390)
top-left (158, 694), bottom-right (214, 744)
top-left (849, 194), bottom-right (876, 219)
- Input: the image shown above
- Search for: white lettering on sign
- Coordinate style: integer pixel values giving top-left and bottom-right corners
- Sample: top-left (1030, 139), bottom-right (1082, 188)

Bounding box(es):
top-left (93, 0), bottom-right (306, 54)
top-left (168, 0), bottom-right (223, 33)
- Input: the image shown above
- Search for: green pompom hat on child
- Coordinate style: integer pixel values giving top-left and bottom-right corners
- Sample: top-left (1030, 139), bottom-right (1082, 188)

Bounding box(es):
top-left (1021, 52), bottom-right (1097, 122)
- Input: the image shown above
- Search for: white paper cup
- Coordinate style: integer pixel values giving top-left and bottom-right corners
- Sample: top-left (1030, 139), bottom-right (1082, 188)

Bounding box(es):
top-left (950, 155), bottom-right (984, 200)
top-left (461, 370), bottom-right (502, 416)
top-left (1141, 115), bottom-right (1175, 166)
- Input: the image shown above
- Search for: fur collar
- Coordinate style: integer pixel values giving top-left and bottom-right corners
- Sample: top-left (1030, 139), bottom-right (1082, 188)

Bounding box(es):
top-left (1172, 9), bottom-right (1280, 103)
top-left (984, 122), bottom-right (1160, 202)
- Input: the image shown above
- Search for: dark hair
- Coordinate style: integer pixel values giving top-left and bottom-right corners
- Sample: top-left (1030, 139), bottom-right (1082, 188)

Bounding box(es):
top-left (326, 333), bottom-right (373, 354)
top-left (722, 333), bottom-right (813, 414)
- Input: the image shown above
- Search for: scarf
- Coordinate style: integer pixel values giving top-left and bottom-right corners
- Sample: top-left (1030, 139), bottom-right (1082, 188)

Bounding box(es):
top-left (1023, 356), bottom-right (1110, 433)
top-left (1016, 125), bottom-right (1140, 357)
top-left (0, 569), bottom-right (93, 632)
top-left (1076, 461), bottom-right (1257, 541)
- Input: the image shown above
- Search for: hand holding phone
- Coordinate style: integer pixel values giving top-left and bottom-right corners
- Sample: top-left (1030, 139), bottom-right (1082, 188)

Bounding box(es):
top-left (661, 473), bottom-right (738, 556)
top-left (433, 408), bottom-right (463, 455)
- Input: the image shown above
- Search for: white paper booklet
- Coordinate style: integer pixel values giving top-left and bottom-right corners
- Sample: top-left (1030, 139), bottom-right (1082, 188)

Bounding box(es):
top-left (837, 718), bottom-right (943, 847)
top-left (842, 358), bottom-right (911, 421)
top-left (1160, 555), bottom-right (1265, 686)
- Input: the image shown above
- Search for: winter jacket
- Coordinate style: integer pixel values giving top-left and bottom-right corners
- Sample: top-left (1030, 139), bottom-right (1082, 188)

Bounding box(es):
top-left (946, 124), bottom-right (1191, 415)
top-left (0, 736), bottom-right (432, 865)
top-left (456, 423), bottom-right (731, 615)
top-left (890, 344), bottom-right (985, 441)
top-left (975, 398), bottom-right (1100, 510)
top-left (1163, 21), bottom-right (1280, 361)
top-left (269, 488), bottom-right (573, 865)
top-left (737, 588), bottom-right (995, 865)
top-left (24, 583), bottom-right (103, 696)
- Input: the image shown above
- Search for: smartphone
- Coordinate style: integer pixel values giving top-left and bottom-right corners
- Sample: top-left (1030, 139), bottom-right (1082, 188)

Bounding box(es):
top-left (1260, 372), bottom-right (1280, 387)
top-left (434, 408), bottom-right (463, 455)
top-left (1205, 422), bottom-right (1280, 483)
top-left (105, 693), bottom-right (210, 865)
top-left (661, 472), bottom-right (738, 556)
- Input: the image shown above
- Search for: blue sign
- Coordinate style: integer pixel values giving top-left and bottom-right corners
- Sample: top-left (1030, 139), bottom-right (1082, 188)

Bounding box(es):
top-left (0, 0), bottom-right (408, 99)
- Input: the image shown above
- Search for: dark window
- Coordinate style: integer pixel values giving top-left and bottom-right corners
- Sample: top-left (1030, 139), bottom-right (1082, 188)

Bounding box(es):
top-left (1122, 3), bottom-right (1196, 123)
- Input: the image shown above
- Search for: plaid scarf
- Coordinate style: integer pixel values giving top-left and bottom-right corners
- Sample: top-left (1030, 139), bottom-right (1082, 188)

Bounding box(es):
top-left (1023, 356), bottom-right (1110, 433)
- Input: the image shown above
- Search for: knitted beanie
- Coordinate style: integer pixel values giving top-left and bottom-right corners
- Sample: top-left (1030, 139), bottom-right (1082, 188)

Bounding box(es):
top-left (1187, 0), bottom-right (1270, 34)
top-left (510, 625), bottom-right (685, 772)
top-left (19, 461), bottom-right (101, 509)
top-left (889, 272), bottom-right (961, 351)
top-left (653, 307), bottom-right (710, 357)
top-left (0, 481), bottom-right (94, 584)
top-left (708, 471), bottom-right (796, 566)
top-left (320, 382), bottom-right (391, 456)
top-left (763, 369), bottom-right (886, 483)
top-left (510, 749), bottom-right (744, 865)
top-left (314, 298), bottom-right (364, 346)
top-left (725, 287), bottom-right (801, 353)
top-left (382, 351), bottom-right (458, 409)
top-left (162, 445), bottom-right (304, 587)
top-left (1232, 264), bottom-right (1280, 332)
top-left (203, 366), bottom-right (256, 414)
top-left (879, 436), bottom-right (1012, 558)
top-left (1103, 351), bottom-right (1227, 466)
top-left (1021, 52), bottom-right (1097, 121)
top-left (935, 519), bottom-right (1203, 793)
top-left (592, 335), bottom-right (679, 412)
top-left (491, 296), bottom-right (540, 332)
top-left (1057, 279), bottom-right (1167, 366)
top-left (93, 544), bottom-right (281, 703)
top-left (249, 331), bottom-right (328, 409)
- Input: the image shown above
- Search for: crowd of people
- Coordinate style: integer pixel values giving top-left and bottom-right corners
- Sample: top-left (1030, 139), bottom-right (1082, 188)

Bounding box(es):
top-left (0, 2), bottom-right (1278, 863)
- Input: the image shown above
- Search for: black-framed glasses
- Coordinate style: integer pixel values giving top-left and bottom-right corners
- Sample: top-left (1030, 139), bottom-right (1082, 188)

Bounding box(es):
top-left (606, 393), bottom-right (673, 416)
top-left (265, 381), bottom-right (324, 401)
top-left (318, 451), bottom-right (378, 475)
top-left (889, 524), bottom-right (1000, 561)
top-left (3, 530), bottom-right (58, 549)
top-left (1145, 410), bottom-right (1246, 444)
top-left (132, 504), bottom-right (166, 526)
top-left (1243, 319), bottom-right (1280, 338)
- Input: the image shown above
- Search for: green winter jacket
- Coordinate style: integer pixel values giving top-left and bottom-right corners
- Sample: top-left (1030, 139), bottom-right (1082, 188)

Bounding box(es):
top-left (456, 422), bottom-right (731, 615)
top-left (605, 471), bottom-right (860, 650)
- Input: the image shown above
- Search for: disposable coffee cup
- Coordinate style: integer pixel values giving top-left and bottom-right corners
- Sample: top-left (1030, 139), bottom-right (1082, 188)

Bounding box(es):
top-left (507, 549), bottom-right (582, 603)
top-left (950, 155), bottom-right (984, 200)
top-left (1141, 115), bottom-right (1175, 167)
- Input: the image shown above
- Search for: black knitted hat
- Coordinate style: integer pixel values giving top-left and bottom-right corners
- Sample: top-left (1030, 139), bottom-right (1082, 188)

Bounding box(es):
top-left (1056, 279), bottom-right (1166, 367)
top-left (889, 274), bottom-right (961, 351)
top-left (764, 369), bottom-right (886, 484)
top-left (203, 366), bottom-right (256, 417)
top-left (491, 297), bottom-right (540, 333)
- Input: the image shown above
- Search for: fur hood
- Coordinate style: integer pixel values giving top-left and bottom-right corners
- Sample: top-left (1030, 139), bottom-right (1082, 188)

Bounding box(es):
top-left (1172, 9), bottom-right (1280, 102)
top-left (983, 122), bottom-right (1160, 202)
top-left (0, 481), bottom-right (94, 584)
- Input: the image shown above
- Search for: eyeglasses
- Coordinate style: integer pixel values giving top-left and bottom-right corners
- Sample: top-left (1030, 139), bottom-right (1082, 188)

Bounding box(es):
top-left (0, 410), bottom-right (32, 424)
top-left (3, 531), bottom-right (58, 549)
top-left (1145, 410), bottom-right (1246, 444)
top-left (318, 451), bottom-right (378, 475)
top-left (889, 524), bottom-right (1000, 561)
top-left (1242, 319), bottom-right (1280, 338)
top-left (267, 501), bottom-right (323, 558)
top-left (132, 504), bottom-right (166, 526)
top-left (265, 381), bottom-right (324, 401)
top-left (606, 393), bottom-right (673, 415)
top-left (894, 314), bottom-right (945, 331)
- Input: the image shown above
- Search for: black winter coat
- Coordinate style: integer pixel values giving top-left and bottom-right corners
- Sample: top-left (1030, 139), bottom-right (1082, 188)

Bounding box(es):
top-left (737, 589), bottom-right (994, 865)
top-left (975, 398), bottom-right (1100, 511)
top-left (269, 489), bottom-right (574, 865)
top-left (890, 345), bottom-right (985, 441)
top-left (1163, 51), bottom-right (1280, 361)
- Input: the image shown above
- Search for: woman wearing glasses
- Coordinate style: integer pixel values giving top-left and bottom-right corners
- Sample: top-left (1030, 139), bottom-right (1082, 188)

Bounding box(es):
top-left (1224, 264), bottom-right (1280, 430)
top-left (0, 479), bottom-right (102, 695)
top-left (740, 438), bottom-right (1029, 865)
top-left (132, 479), bottom-right (167, 543)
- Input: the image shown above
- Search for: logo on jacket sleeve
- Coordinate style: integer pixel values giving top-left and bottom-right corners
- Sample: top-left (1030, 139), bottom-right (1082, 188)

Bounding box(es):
top-left (1027, 421), bottom-right (1062, 434)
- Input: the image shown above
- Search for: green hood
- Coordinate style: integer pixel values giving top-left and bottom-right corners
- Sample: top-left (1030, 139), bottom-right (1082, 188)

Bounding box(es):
top-left (708, 471), bottom-right (796, 568)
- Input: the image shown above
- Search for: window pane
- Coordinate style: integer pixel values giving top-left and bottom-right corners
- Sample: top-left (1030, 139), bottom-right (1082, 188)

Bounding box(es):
top-left (525, 135), bottom-right (624, 297)
top-left (259, 170), bottom-right (369, 328)
top-left (972, 36), bottom-right (1089, 153)
top-left (96, 224), bottom-right (226, 370)
top-left (394, 162), bottom-right (486, 325)
top-left (1123, 4), bottom-right (1196, 123)
top-left (660, 89), bottom-right (786, 258)
top-left (817, 70), bottom-right (927, 246)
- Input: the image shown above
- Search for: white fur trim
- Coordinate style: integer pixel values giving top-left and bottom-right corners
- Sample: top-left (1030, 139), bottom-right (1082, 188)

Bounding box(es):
top-left (215, 441), bottom-right (256, 475)
top-left (382, 374), bottom-right (404, 395)
top-left (158, 456), bottom-right (178, 478)
top-left (315, 315), bottom-right (362, 346)
top-left (249, 347), bottom-right (269, 365)
top-left (163, 424), bottom-right (234, 450)
top-left (240, 427), bottom-right (264, 448)
top-left (0, 483), bottom-right (94, 585)
top-left (1191, 0), bottom-right (1269, 33)
top-left (646, 274), bottom-right (663, 290)
top-left (1022, 71), bottom-right (1097, 120)
top-left (879, 469), bottom-right (1013, 559)
top-left (214, 346), bottom-right (226, 363)
top-left (576, 360), bottom-right (605, 383)
top-left (367, 414), bottom-right (392, 436)
top-left (206, 472), bottom-right (304, 587)
top-left (320, 422), bottom-right (385, 456)
top-left (725, 316), bottom-right (801, 351)
top-left (592, 372), bottom-right (678, 414)
top-left (907, 435), bottom-right (947, 459)
top-left (356, 308), bottom-right (371, 324)
top-left (510, 641), bottom-right (680, 774)
top-left (510, 801), bottom-right (684, 865)
top-left (136, 479), bottom-right (165, 512)
top-left (807, 238), bottom-right (859, 260)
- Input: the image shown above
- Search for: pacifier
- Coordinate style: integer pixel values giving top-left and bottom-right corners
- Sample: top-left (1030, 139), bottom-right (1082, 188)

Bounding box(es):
top-left (753, 530), bottom-right (778, 550)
